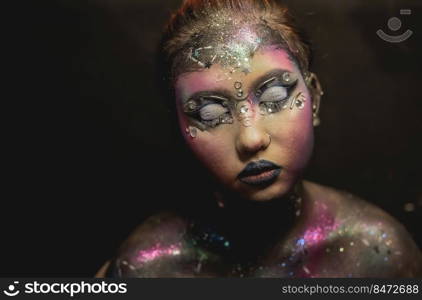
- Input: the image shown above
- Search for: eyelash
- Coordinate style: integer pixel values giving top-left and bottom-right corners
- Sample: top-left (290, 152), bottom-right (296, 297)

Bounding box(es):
top-left (201, 111), bottom-right (233, 128)
top-left (259, 100), bottom-right (286, 114)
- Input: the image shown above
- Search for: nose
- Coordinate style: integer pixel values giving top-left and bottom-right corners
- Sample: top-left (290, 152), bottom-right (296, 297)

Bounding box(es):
top-left (235, 124), bottom-right (271, 157)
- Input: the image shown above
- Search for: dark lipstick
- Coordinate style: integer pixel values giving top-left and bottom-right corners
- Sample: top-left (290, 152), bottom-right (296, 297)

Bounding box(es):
top-left (237, 160), bottom-right (282, 187)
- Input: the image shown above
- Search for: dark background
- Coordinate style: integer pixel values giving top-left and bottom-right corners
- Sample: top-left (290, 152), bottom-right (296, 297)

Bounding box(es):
top-left (2, 0), bottom-right (421, 276)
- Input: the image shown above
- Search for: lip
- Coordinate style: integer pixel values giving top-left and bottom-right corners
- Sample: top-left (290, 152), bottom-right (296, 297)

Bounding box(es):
top-left (237, 160), bottom-right (282, 187)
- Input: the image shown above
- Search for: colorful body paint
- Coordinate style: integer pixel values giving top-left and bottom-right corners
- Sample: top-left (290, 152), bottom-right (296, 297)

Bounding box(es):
top-left (105, 182), bottom-right (422, 278)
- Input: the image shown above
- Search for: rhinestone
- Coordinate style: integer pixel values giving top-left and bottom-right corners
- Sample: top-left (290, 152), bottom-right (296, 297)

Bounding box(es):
top-left (282, 72), bottom-right (291, 82)
top-left (189, 127), bottom-right (197, 138)
top-left (295, 99), bottom-right (304, 109)
top-left (222, 116), bottom-right (233, 124)
top-left (237, 91), bottom-right (243, 97)
top-left (243, 119), bottom-right (252, 127)
top-left (239, 105), bottom-right (248, 114)
top-left (187, 100), bottom-right (197, 110)
top-left (234, 81), bottom-right (242, 89)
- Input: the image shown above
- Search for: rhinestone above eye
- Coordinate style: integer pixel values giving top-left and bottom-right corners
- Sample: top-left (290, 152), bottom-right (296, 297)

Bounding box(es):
top-left (295, 99), bottom-right (304, 109)
top-left (282, 72), bottom-right (291, 82)
top-left (294, 93), bottom-right (306, 109)
top-left (187, 100), bottom-right (197, 110)
top-left (189, 127), bottom-right (198, 138)
top-left (234, 81), bottom-right (242, 89)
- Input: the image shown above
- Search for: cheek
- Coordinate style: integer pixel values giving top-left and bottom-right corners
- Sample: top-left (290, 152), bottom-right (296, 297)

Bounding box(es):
top-left (187, 134), bottom-right (238, 184)
top-left (191, 135), bottom-right (231, 165)
top-left (285, 114), bottom-right (314, 169)
top-left (176, 107), bottom-right (237, 180)
top-left (266, 92), bottom-right (314, 170)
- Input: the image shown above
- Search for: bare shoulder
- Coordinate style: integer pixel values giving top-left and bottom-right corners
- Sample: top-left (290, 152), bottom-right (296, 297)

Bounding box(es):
top-left (117, 211), bottom-right (190, 253)
top-left (96, 211), bottom-right (223, 277)
top-left (98, 211), bottom-right (193, 277)
top-left (303, 180), bottom-right (422, 277)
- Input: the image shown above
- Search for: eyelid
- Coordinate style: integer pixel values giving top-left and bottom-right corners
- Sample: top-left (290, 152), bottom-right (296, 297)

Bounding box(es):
top-left (185, 94), bottom-right (229, 107)
top-left (202, 95), bottom-right (229, 102)
top-left (256, 73), bottom-right (298, 97)
top-left (259, 86), bottom-right (288, 102)
top-left (256, 76), bottom-right (277, 92)
top-left (186, 92), bottom-right (230, 102)
top-left (184, 94), bottom-right (229, 114)
top-left (199, 103), bottom-right (229, 120)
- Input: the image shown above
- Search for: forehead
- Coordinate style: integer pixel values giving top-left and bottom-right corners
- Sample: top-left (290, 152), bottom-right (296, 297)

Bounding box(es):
top-left (175, 47), bottom-right (299, 98)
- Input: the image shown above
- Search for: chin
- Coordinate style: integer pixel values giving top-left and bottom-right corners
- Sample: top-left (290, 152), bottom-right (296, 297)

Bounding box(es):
top-left (236, 179), bottom-right (293, 202)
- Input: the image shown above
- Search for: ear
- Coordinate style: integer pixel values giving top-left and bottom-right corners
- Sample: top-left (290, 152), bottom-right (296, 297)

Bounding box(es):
top-left (304, 72), bottom-right (323, 127)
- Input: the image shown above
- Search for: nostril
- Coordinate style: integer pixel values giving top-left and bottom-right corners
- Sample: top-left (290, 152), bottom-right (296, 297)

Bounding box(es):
top-left (236, 127), bottom-right (271, 155)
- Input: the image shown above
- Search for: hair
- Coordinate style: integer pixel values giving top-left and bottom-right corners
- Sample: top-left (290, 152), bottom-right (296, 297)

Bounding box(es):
top-left (160, 0), bottom-right (312, 83)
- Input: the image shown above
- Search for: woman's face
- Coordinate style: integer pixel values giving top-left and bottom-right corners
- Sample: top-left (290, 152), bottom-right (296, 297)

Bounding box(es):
top-left (175, 46), bottom-right (314, 201)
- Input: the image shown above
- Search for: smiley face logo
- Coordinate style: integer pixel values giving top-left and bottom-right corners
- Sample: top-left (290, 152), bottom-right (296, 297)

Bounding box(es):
top-left (377, 9), bottom-right (413, 43)
top-left (3, 281), bottom-right (20, 297)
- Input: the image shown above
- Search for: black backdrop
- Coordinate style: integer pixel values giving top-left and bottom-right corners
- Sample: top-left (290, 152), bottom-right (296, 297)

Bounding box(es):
top-left (2, 0), bottom-right (421, 276)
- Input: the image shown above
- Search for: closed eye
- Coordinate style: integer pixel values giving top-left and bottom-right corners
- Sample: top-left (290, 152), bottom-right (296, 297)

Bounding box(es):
top-left (259, 86), bottom-right (288, 103)
top-left (199, 103), bottom-right (229, 120)
top-left (183, 95), bottom-right (233, 128)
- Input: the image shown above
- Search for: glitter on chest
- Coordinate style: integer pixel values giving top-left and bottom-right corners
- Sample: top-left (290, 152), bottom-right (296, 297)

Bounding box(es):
top-left (298, 202), bottom-right (339, 249)
top-left (136, 243), bottom-right (182, 264)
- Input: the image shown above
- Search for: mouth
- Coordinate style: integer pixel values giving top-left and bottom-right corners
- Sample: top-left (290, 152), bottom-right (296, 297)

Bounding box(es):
top-left (237, 160), bottom-right (282, 187)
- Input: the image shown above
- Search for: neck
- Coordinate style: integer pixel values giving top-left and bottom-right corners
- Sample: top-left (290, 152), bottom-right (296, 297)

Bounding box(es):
top-left (194, 182), bottom-right (304, 263)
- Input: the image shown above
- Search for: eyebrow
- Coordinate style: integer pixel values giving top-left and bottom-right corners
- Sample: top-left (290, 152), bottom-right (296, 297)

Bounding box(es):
top-left (251, 68), bottom-right (293, 92)
top-left (183, 89), bottom-right (232, 104)
top-left (183, 68), bottom-right (293, 103)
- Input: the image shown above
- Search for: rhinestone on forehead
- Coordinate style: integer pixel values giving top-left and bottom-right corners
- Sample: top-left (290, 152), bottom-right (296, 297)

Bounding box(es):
top-left (234, 81), bottom-right (245, 99)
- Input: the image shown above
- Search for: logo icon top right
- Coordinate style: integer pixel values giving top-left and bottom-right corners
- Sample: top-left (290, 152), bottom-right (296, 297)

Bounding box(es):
top-left (3, 281), bottom-right (20, 297)
top-left (376, 9), bottom-right (413, 43)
